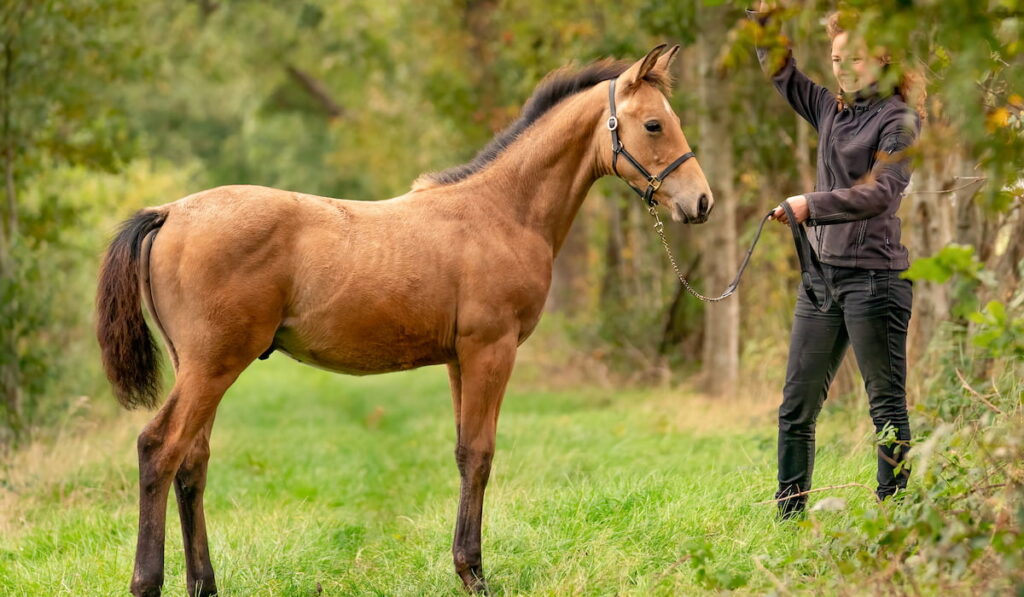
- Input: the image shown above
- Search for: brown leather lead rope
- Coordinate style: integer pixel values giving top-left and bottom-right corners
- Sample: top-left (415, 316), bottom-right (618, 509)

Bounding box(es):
top-left (778, 200), bottom-right (839, 312)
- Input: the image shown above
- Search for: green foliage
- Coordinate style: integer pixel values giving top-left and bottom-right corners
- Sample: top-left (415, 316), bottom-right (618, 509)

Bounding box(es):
top-left (682, 537), bottom-right (751, 590)
top-left (969, 300), bottom-right (1024, 359)
top-left (817, 255), bottom-right (1024, 593)
top-left (2, 0), bottom-right (148, 173)
top-left (902, 244), bottom-right (984, 284)
top-left (803, 371), bottom-right (1024, 595)
top-left (903, 244), bottom-right (994, 318)
top-left (0, 0), bottom-right (155, 442)
top-left (903, 245), bottom-right (1024, 365)
top-left (0, 160), bottom-right (197, 442)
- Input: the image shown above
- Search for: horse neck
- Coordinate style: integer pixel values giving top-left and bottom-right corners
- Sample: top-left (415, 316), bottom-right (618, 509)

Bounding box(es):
top-left (455, 88), bottom-right (607, 256)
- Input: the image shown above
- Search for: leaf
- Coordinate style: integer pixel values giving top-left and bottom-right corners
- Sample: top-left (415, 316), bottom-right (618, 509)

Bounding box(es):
top-left (903, 245), bottom-right (981, 283)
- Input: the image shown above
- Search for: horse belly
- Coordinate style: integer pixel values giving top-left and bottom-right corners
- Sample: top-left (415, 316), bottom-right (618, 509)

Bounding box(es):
top-left (273, 307), bottom-right (453, 375)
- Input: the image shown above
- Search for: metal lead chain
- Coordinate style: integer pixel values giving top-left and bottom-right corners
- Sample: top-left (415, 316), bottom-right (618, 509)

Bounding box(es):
top-left (648, 205), bottom-right (775, 303)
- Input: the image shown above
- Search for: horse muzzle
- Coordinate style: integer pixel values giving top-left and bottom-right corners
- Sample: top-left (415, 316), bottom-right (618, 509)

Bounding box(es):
top-left (671, 192), bottom-right (713, 224)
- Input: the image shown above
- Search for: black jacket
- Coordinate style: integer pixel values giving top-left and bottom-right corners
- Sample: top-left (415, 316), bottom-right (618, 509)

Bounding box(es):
top-left (749, 10), bottom-right (920, 270)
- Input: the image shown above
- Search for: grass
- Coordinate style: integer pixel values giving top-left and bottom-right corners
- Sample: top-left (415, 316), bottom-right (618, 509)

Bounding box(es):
top-left (0, 353), bottom-right (891, 596)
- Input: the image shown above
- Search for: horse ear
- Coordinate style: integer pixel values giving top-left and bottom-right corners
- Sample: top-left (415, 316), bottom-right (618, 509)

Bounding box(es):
top-left (621, 44), bottom-right (667, 90)
top-left (653, 44), bottom-right (680, 78)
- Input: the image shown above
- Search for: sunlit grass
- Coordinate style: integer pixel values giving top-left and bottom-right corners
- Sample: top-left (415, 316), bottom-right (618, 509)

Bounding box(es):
top-left (0, 355), bottom-right (884, 596)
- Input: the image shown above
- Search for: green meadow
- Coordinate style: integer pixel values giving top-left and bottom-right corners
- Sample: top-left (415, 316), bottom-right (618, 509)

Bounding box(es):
top-left (0, 352), bottom-right (890, 596)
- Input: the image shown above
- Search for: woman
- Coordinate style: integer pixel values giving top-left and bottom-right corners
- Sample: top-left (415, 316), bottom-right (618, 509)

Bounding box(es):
top-left (749, 3), bottom-right (925, 518)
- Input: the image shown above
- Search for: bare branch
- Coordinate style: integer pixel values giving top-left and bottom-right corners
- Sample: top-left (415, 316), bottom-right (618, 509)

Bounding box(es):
top-left (285, 64), bottom-right (344, 119)
top-left (955, 369), bottom-right (1006, 416)
top-left (753, 556), bottom-right (791, 596)
top-left (752, 482), bottom-right (880, 505)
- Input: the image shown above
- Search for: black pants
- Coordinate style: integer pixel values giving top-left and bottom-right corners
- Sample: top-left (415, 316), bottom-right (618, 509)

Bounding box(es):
top-left (777, 264), bottom-right (913, 505)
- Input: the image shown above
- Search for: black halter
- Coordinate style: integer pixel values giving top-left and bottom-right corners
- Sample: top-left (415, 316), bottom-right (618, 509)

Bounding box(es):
top-left (607, 78), bottom-right (695, 208)
top-left (605, 79), bottom-right (837, 309)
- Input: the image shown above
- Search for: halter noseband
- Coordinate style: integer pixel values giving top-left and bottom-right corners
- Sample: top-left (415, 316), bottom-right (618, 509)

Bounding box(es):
top-left (607, 78), bottom-right (695, 208)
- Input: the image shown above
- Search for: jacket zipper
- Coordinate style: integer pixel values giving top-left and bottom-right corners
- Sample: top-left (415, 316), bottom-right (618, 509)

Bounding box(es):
top-left (818, 124), bottom-right (841, 262)
top-left (824, 132), bottom-right (839, 191)
top-left (853, 219), bottom-right (867, 266)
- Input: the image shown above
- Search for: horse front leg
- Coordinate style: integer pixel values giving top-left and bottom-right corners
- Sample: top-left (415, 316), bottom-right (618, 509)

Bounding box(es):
top-left (450, 334), bottom-right (517, 593)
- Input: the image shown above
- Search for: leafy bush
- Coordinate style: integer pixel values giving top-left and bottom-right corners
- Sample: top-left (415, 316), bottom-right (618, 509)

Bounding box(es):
top-left (790, 271), bottom-right (1024, 594)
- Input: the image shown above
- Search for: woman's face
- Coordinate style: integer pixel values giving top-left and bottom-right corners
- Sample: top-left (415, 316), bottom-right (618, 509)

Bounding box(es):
top-left (831, 32), bottom-right (882, 94)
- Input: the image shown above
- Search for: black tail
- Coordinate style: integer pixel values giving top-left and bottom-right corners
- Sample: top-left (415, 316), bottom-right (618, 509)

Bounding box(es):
top-left (96, 209), bottom-right (167, 409)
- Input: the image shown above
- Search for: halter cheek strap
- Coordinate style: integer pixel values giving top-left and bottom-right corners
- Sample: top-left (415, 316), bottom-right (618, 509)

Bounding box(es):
top-left (607, 78), bottom-right (695, 208)
top-left (608, 78), bottom-right (838, 310)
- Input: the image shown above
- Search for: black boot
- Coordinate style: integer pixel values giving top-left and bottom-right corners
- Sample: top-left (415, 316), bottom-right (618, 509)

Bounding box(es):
top-left (875, 484), bottom-right (907, 503)
top-left (776, 484), bottom-right (807, 520)
top-left (875, 440), bottom-right (911, 503)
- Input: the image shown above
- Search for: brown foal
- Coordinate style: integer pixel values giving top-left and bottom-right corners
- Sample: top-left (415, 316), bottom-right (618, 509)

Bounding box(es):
top-left (96, 45), bottom-right (713, 596)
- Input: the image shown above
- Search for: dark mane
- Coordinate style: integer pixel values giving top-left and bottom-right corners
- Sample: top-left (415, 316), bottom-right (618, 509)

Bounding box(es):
top-left (419, 59), bottom-right (670, 187)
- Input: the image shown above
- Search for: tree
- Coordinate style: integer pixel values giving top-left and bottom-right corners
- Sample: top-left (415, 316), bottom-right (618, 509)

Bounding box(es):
top-left (0, 0), bottom-right (144, 441)
top-left (696, 2), bottom-right (741, 396)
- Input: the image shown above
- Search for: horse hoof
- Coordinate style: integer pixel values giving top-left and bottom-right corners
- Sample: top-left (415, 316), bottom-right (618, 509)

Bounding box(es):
top-left (459, 567), bottom-right (489, 594)
top-left (130, 584), bottom-right (163, 597)
top-left (189, 578), bottom-right (218, 596)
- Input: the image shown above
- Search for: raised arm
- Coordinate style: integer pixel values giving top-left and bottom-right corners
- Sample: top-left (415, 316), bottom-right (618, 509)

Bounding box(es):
top-left (804, 110), bottom-right (921, 226)
top-left (747, 6), bottom-right (834, 130)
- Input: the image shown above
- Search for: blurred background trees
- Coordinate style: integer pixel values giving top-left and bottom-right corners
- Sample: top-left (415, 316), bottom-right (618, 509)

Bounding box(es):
top-left (0, 0), bottom-right (1020, 444)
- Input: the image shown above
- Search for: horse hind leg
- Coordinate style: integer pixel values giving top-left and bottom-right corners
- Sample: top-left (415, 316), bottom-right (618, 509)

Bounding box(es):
top-left (174, 416), bottom-right (217, 596)
top-left (131, 369), bottom-right (237, 597)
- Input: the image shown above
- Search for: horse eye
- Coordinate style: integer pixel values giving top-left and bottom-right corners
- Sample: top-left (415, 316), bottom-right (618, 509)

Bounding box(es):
top-left (644, 121), bottom-right (662, 133)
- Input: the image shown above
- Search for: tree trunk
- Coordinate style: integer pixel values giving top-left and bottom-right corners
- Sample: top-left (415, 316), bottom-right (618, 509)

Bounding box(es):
top-left (2, 38), bottom-right (16, 238)
top-left (795, 118), bottom-right (815, 193)
top-left (194, 0), bottom-right (219, 23)
top-left (696, 4), bottom-right (739, 396)
top-left (462, 0), bottom-right (500, 129)
top-left (991, 203), bottom-right (1023, 299)
top-left (619, 199), bottom-right (642, 305)
top-left (656, 47), bottom-right (705, 362)
top-left (0, 35), bottom-right (20, 441)
top-left (903, 146), bottom-right (978, 362)
top-left (659, 253), bottom-right (701, 355)
top-left (0, 178), bottom-right (19, 443)
top-left (547, 208), bottom-right (589, 313)
top-left (0, 190), bottom-right (17, 441)
top-left (600, 198), bottom-right (625, 312)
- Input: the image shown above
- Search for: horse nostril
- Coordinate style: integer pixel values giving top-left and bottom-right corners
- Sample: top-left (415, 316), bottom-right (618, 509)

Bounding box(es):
top-left (698, 193), bottom-right (710, 218)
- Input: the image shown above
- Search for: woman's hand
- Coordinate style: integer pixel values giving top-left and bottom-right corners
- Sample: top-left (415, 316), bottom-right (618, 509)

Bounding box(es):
top-left (771, 195), bottom-right (809, 225)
